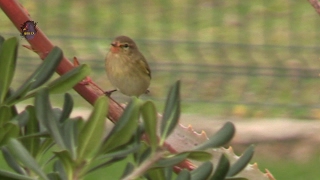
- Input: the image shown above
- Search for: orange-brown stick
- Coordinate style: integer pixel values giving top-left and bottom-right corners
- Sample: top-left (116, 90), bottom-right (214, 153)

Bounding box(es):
top-left (0, 0), bottom-right (122, 122)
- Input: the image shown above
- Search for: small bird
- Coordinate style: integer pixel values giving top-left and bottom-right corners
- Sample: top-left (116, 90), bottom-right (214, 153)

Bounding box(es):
top-left (105, 36), bottom-right (151, 97)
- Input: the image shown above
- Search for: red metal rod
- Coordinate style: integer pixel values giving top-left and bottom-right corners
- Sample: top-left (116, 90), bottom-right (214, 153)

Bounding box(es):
top-left (0, 0), bottom-right (123, 122)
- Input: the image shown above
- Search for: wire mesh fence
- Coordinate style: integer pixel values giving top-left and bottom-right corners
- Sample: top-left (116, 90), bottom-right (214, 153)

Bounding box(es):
top-left (1, 0), bottom-right (320, 119)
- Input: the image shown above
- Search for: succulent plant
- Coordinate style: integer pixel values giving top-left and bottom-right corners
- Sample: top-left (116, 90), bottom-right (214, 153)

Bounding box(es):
top-left (0, 36), bottom-right (274, 180)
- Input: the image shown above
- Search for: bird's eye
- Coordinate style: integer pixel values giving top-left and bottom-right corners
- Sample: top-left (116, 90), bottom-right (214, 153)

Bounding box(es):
top-left (122, 43), bottom-right (129, 49)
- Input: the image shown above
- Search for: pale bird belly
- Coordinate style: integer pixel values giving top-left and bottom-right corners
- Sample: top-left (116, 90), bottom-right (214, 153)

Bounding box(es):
top-left (106, 61), bottom-right (150, 96)
top-left (116, 76), bottom-right (150, 96)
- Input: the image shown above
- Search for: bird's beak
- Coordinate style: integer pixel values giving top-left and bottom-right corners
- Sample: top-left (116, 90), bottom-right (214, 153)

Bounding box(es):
top-left (111, 41), bottom-right (119, 47)
top-left (110, 41), bottom-right (120, 53)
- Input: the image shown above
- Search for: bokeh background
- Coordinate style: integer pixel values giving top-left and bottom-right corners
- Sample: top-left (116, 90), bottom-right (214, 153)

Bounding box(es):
top-left (1, 0), bottom-right (320, 179)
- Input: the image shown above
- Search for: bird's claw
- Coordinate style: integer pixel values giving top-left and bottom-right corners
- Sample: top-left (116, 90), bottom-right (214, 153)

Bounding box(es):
top-left (104, 89), bottom-right (117, 96)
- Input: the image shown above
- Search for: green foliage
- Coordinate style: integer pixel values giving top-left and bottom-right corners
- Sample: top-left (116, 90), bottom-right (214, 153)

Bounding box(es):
top-left (140, 101), bottom-right (158, 151)
top-left (0, 37), bottom-right (17, 104)
top-left (227, 145), bottom-right (255, 177)
top-left (160, 80), bottom-right (180, 145)
top-left (0, 36), bottom-right (254, 180)
top-left (211, 154), bottom-right (230, 180)
top-left (7, 139), bottom-right (48, 180)
top-left (194, 122), bottom-right (235, 150)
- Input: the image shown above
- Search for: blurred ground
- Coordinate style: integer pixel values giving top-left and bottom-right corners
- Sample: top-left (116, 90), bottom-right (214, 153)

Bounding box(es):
top-left (181, 115), bottom-right (320, 162)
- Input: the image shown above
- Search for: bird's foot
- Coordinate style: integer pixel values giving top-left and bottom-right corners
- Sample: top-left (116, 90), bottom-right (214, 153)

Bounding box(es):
top-left (104, 89), bottom-right (117, 96)
top-left (145, 89), bottom-right (150, 94)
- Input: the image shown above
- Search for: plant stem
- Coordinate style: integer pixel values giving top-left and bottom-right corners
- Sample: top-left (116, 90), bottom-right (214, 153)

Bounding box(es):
top-left (122, 150), bottom-right (166, 180)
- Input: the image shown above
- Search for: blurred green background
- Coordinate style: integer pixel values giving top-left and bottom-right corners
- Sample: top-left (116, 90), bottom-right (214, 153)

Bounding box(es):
top-left (1, 0), bottom-right (320, 179)
top-left (0, 0), bottom-right (320, 119)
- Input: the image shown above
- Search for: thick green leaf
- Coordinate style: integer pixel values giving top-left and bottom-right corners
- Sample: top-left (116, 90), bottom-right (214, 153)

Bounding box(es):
top-left (47, 172), bottom-right (62, 180)
top-left (65, 116), bottom-right (84, 150)
top-left (87, 156), bottom-right (127, 175)
top-left (77, 96), bottom-right (107, 160)
top-left (141, 101), bottom-right (158, 151)
top-left (53, 160), bottom-right (67, 180)
top-left (54, 150), bottom-right (74, 180)
top-left (194, 122), bottom-right (235, 150)
top-left (121, 162), bottom-right (135, 179)
top-left (98, 143), bottom-right (140, 161)
top-left (133, 141), bottom-right (148, 165)
top-left (5, 81), bottom-right (34, 105)
top-left (35, 88), bottom-right (65, 149)
top-left (7, 138), bottom-right (49, 180)
top-left (227, 145), bottom-right (254, 177)
top-left (15, 110), bottom-right (29, 127)
top-left (132, 123), bottom-right (145, 148)
top-left (100, 98), bottom-right (140, 153)
top-left (0, 122), bottom-right (19, 146)
top-left (18, 132), bottom-right (49, 140)
top-left (176, 169), bottom-right (191, 180)
top-left (5, 47), bottom-right (62, 104)
top-left (9, 100), bottom-right (18, 117)
top-left (211, 154), bottom-right (230, 180)
top-left (29, 47), bottom-right (63, 90)
top-left (136, 147), bottom-right (152, 165)
top-left (191, 161), bottom-right (213, 180)
top-left (6, 60), bottom-right (86, 106)
top-left (160, 151), bottom-right (211, 164)
top-left (61, 119), bottom-right (78, 159)
top-left (37, 138), bottom-right (54, 160)
top-left (87, 144), bottom-right (140, 173)
top-left (0, 36), bottom-right (4, 45)
top-left (22, 106), bottom-right (40, 157)
top-left (48, 64), bottom-right (90, 94)
top-left (0, 169), bottom-right (35, 180)
top-left (146, 168), bottom-right (166, 180)
top-left (0, 37), bottom-right (18, 104)
top-left (1, 147), bottom-right (27, 175)
top-left (164, 166), bottom-right (173, 180)
top-left (52, 108), bottom-right (62, 121)
top-left (156, 152), bottom-right (189, 167)
top-left (185, 151), bottom-right (212, 161)
top-left (59, 93), bottom-right (73, 123)
top-left (225, 178), bottom-right (248, 180)
top-left (160, 80), bottom-right (180, 145)
top-left (0, 105), bottom-right (12, 126)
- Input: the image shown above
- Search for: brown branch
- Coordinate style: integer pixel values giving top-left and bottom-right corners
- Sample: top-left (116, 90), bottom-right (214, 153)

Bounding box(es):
top-left (308, 0), bottom-right (320, 15)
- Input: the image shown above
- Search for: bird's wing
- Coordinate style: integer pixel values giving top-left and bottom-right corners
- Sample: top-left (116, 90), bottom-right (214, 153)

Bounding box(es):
top-left (138, 59), bottom-right (151, 78)
top-left (136, 53), bottom-right (151, 79)
top-left (145, 62), bottom-right (151, 78)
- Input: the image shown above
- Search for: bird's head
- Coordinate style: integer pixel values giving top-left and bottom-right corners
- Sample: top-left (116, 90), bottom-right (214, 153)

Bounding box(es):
top-left (109, 36), bottom-right (138, 55)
